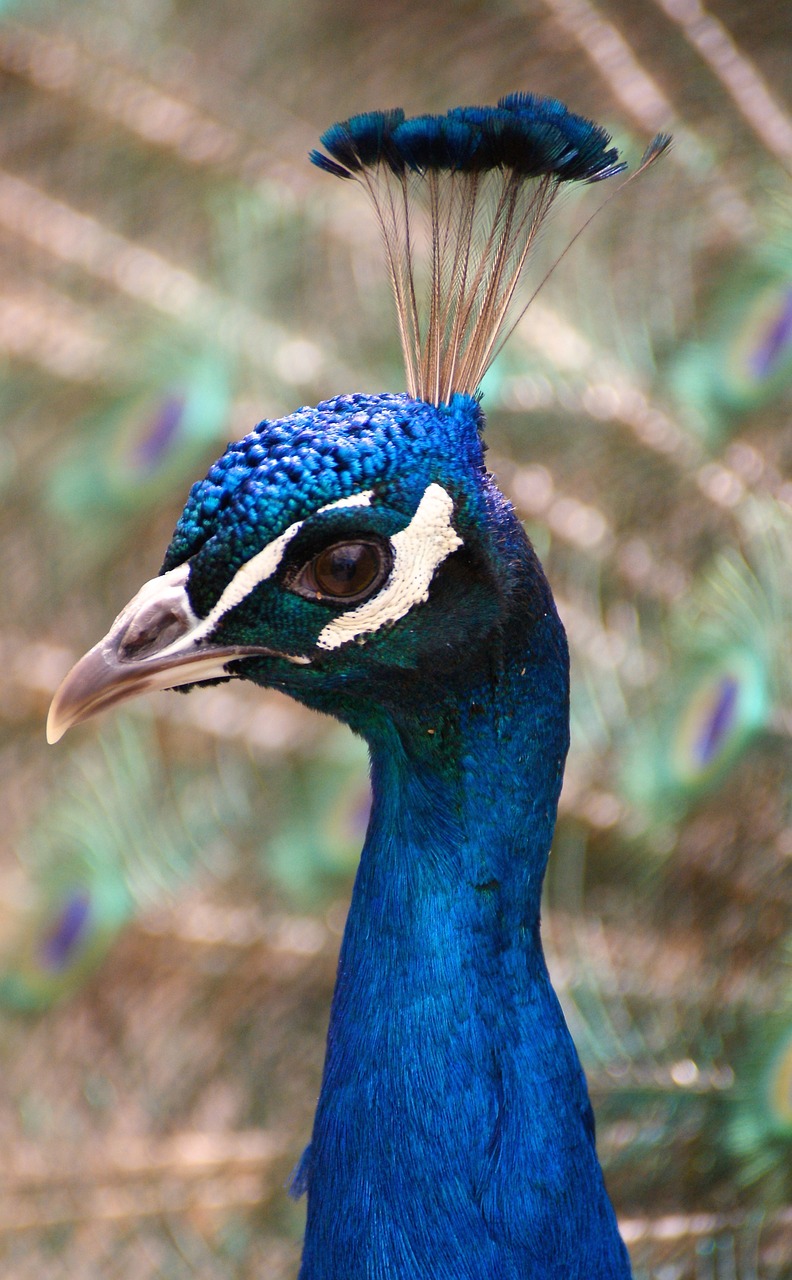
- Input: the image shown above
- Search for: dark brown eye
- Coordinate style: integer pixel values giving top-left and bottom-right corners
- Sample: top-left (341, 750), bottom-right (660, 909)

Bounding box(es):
top-left (292, 540), bottom-right (390, 603)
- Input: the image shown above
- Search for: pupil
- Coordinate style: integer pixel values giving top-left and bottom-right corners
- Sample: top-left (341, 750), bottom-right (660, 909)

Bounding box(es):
top-left (315, 543), bottom-right (378, 597)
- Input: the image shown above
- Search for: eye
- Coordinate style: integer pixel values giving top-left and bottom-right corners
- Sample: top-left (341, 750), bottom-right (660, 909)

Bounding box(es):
top-left (290, 539), bottom-right (391, 603)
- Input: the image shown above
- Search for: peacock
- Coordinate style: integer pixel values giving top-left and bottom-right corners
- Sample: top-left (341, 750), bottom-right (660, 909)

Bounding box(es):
top-left (46, 97), bottom-right (669, 1276)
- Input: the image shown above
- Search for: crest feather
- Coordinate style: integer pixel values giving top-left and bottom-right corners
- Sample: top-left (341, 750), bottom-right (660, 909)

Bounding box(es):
top-left (311, 95), bottom-right (636, 404)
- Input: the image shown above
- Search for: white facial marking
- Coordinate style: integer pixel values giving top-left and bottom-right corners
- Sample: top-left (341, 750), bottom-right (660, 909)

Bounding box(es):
top-left (316, 482), bottom-right (462, 651)
top-left (109, 490), bottom-right (375, 672)
top-left (190, 489), bottom-right (373, 643)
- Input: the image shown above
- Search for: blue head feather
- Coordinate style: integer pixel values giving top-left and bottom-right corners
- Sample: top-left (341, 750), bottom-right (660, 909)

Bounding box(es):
top-left (164, 393), bottom-right (487, 642)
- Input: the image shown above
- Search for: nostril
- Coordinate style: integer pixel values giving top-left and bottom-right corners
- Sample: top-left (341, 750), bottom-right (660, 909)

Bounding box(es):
top-left (117, 605), bottom-right (189, 660)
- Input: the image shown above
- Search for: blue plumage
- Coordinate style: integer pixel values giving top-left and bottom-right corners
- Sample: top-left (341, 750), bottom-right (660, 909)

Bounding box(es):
top-left (310, 97), bottom-right (625, 181)
top-left (278, 400), bottom-right (627, 1279)
top-left (47, 94), bottom-right (663, 1276)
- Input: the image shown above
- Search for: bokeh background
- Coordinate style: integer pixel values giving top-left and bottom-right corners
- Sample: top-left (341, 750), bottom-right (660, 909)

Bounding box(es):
top-left (2, 0), bottom-right (792, 1275)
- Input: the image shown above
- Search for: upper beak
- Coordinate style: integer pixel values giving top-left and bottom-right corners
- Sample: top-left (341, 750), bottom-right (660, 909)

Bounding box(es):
top-left (46, 564), bottom-right (288, 744)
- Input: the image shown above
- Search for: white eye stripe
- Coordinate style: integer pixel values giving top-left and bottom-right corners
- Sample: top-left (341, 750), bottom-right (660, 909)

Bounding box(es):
top-left (191, 489), bottom-right (373, 642)
top-left (316, 483), bottom-right (462, 651)
top-left (141, 484), bottom-right (459, 670)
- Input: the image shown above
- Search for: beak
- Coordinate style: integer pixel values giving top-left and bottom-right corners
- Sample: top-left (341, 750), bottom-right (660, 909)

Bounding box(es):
top-left (47, 564), bottom-right (297, 744)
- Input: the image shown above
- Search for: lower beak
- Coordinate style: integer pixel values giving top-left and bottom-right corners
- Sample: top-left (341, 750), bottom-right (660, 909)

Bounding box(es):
top-left (46, 564), bottom-right (287, 744)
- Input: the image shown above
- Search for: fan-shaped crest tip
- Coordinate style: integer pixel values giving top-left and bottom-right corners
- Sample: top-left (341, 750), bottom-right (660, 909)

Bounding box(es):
top-left (309, 94), bottom-right (665, 403)
top-left (310, 95), bottom-right (625, 183)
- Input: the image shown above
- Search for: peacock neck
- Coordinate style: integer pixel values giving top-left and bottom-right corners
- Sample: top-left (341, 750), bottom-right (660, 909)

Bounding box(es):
top-left (297, 582), bottom-right (631, 1278)
top-left (366, 611), bottom-right (569, 931)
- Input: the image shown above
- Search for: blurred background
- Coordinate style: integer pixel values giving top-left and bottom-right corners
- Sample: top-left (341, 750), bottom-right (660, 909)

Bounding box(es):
top-left (1, 0), bottom-right (792, 1275)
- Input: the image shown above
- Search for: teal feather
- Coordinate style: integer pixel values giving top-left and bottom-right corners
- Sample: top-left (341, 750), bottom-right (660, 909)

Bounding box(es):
top-left (670, 246), bottom-right (792, 443)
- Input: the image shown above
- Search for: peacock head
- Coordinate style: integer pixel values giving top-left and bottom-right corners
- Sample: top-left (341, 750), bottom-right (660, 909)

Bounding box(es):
top-left (47, 392), bottom-right (547, 743)
top-left (48, 97), bottom-right (667, 745)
